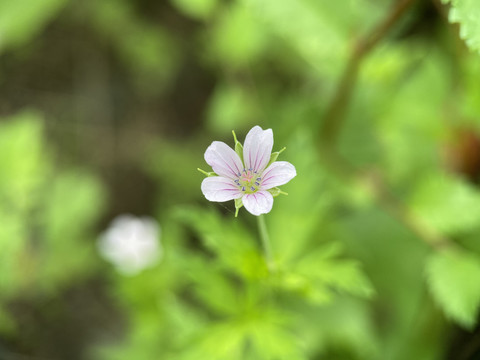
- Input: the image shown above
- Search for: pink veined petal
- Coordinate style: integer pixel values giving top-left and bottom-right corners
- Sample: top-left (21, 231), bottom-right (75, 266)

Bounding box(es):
top-left (205, 141), bottom-right (244, 180)
top-left (243, 126), bottom-right (273, 174)
top-left (201, 176), bottom-right (243, 202)
top-left (242, 191), bottom-right (273, 216)
top-left (260, 161), bottom-right (297, 190)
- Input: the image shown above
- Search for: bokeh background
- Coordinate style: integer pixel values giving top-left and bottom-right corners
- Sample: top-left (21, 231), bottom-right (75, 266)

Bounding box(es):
top-left (2, 0), bottom-right (480, 359)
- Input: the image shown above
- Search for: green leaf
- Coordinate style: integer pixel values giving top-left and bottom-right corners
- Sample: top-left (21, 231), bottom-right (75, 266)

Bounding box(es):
top-left (445, 0), bottom-right (480, 53)
top-left (409, 172), bottom-right (480, 235)
top-left (187, 259), bottom-right (241, 316)
top-left (287, 242), bottom-right (374, 302)
top-left (0, 111), bottom-right (48, 211)
top-left (0, 0), bottom-right (67, 51)
top-left (170, 0), bottom-right (218, 20)
top-left (209, 2), bottom-right (267, 68)
top-left (175, 206), bottom-right (267, 279)
top-left (426, 249), bottom-right (480, 328)
top-left (43, 172), bottom-right (106, 241)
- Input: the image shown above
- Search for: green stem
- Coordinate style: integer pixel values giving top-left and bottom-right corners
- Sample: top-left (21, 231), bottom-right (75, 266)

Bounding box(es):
top-left (257, 215), bottom-right (274, 272)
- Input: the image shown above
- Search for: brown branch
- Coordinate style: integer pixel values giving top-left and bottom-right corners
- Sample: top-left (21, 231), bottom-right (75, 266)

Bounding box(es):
top-left (320, 0), bottom-right (418, 145)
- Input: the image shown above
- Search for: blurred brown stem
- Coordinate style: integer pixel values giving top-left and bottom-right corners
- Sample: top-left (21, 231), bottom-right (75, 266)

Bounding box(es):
top-left (320, 0), bottom-right (418, 145)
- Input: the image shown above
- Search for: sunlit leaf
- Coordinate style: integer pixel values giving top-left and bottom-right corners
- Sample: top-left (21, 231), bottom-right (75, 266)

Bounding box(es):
top-left (426, 249), bottom-right (480, 328)
top-left (443, 0), bottom-right (480, 53)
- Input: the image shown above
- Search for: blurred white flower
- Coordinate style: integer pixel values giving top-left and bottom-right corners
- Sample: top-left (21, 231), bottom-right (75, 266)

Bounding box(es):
top-left (98, 215), bottom-right (162, 275)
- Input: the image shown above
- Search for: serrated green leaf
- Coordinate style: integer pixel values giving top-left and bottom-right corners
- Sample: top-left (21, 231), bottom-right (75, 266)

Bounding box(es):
top-left (426, 249), bottom-right (480, 328)
top-left (295, 243), bottom-right (374, 299)
top-left (446, 0), bottom-right (480, 53)
top-left (175, 206), bottom-right (267, 278)
top-left (187, 259), bottom-right (241, 316)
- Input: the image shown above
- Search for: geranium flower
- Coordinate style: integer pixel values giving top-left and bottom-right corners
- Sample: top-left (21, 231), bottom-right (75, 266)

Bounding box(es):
top-left (200, 126), bottom-right (296, 216)
top-left (98, 215), bottom-right (162, 275)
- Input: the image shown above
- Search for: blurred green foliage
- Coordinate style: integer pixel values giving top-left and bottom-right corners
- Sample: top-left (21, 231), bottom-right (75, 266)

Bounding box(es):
top-left (2, 0), bottom-right (480, 359)
top-left (0, 112), bottom-right (106, 335)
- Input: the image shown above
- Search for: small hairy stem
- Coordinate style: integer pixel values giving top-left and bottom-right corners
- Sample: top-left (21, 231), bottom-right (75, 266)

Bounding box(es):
top-left (320, 0), bottom-right (418, 145)
top-left (257, 215), bottom-right (274, 272)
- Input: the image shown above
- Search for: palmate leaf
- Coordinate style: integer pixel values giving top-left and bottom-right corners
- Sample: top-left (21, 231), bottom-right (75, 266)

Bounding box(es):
top-left (175, 206), bottom-right (267, 279)
top-left (278, 242), bottom-right (374, 304)
top-left (181, 308), bottom-right (304, 360)
top-left (426, 249), bottom-right (480, 328)
top-left (443, 0), bottom-right (480, 53)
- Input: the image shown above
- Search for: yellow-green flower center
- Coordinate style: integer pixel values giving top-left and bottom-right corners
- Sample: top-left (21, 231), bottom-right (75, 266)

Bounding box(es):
top-left (235, 169), bottom-right (261, 194)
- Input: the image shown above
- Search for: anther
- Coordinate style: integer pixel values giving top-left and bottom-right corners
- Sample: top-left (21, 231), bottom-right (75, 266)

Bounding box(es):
top-left (250, 186), bottom-right (255, 191)
top-left (255, 182), bottom-right (260, 186)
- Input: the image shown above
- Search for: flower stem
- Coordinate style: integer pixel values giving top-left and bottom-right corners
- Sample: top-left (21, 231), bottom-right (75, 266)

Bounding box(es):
top-left (257, 215), bottom-right (274, 272)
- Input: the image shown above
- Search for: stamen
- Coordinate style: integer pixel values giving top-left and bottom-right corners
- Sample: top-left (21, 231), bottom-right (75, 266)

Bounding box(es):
top-left (250, 186), bottom-right (255, 191)
top-left (255, 182), bottom-right (260, 186)
top-left (256, 177), bottom-right (261, 181)
top-left (242, 186), bottom-right (245, 192)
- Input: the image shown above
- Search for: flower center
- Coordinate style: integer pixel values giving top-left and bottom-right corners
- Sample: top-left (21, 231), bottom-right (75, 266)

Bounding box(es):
top-left (235, 169), bottom-right (261, 194)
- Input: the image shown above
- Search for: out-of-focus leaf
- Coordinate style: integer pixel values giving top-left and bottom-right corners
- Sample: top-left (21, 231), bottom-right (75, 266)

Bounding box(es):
top-left (146, 139), bottom-right (205, 205)
top-left (0, 111), bottom-right (48, 211)
top-left (266, 128), bottom-right (333, 263)
top-left (443, 0), bottom-right (480, 54)
top-left (245, 0), bottom-right (383, 76)
top-left (39, 172), bottom-right (106, 291)
top-left (187, 259), bottom-right (241, 316)
top-left (170, 0), bottom-right (218, 20)
top-left (0, 0), bottom-right (67, 51)
top-left (182, 308), bottom-right (302, 360)
top-left (207, 83), bottom-right (257, 134)
top-left (209, 2), bottom-right (267, 67)
top-left (0, 306), bottom-right (16, 334)
top-left (43, 172), bottom-right (106, 240)
top-left (376, 54), bottom-right (449, 183)
top-left (426, 249), bottom-right (480, 328)
top-left (87, 0), bottom-right (179, 94)
top-left (409, 172), bottom-right (480, 235)
top-left (175, 206), bottom-right (267, 279)
top-left (295, 297), bottom-right (380, 359)
top-left (278, 242), bottom-right (374, 304)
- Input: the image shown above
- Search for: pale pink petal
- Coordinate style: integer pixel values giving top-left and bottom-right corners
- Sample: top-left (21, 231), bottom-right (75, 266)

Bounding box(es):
top-left (260, 161), bottom-right (296, 190)
top-left (201, 177), bottom-right (243, 202)
top-left (242, 191), bottom-right (273, 216)
top-left (243, 126), bottom-right (273, 174)
top-left (205, 141), bottom-right (244, 179)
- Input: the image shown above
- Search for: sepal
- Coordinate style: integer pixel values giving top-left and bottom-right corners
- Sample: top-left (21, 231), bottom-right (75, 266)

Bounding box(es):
top-left (232, 130), bottom-right (244, 162)
top-left (268, 187), bottom-right (288, 198)
top-left (197, 168), bottom-right (217, 177)
top-left (267, 147), bottom-right (286, 167)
